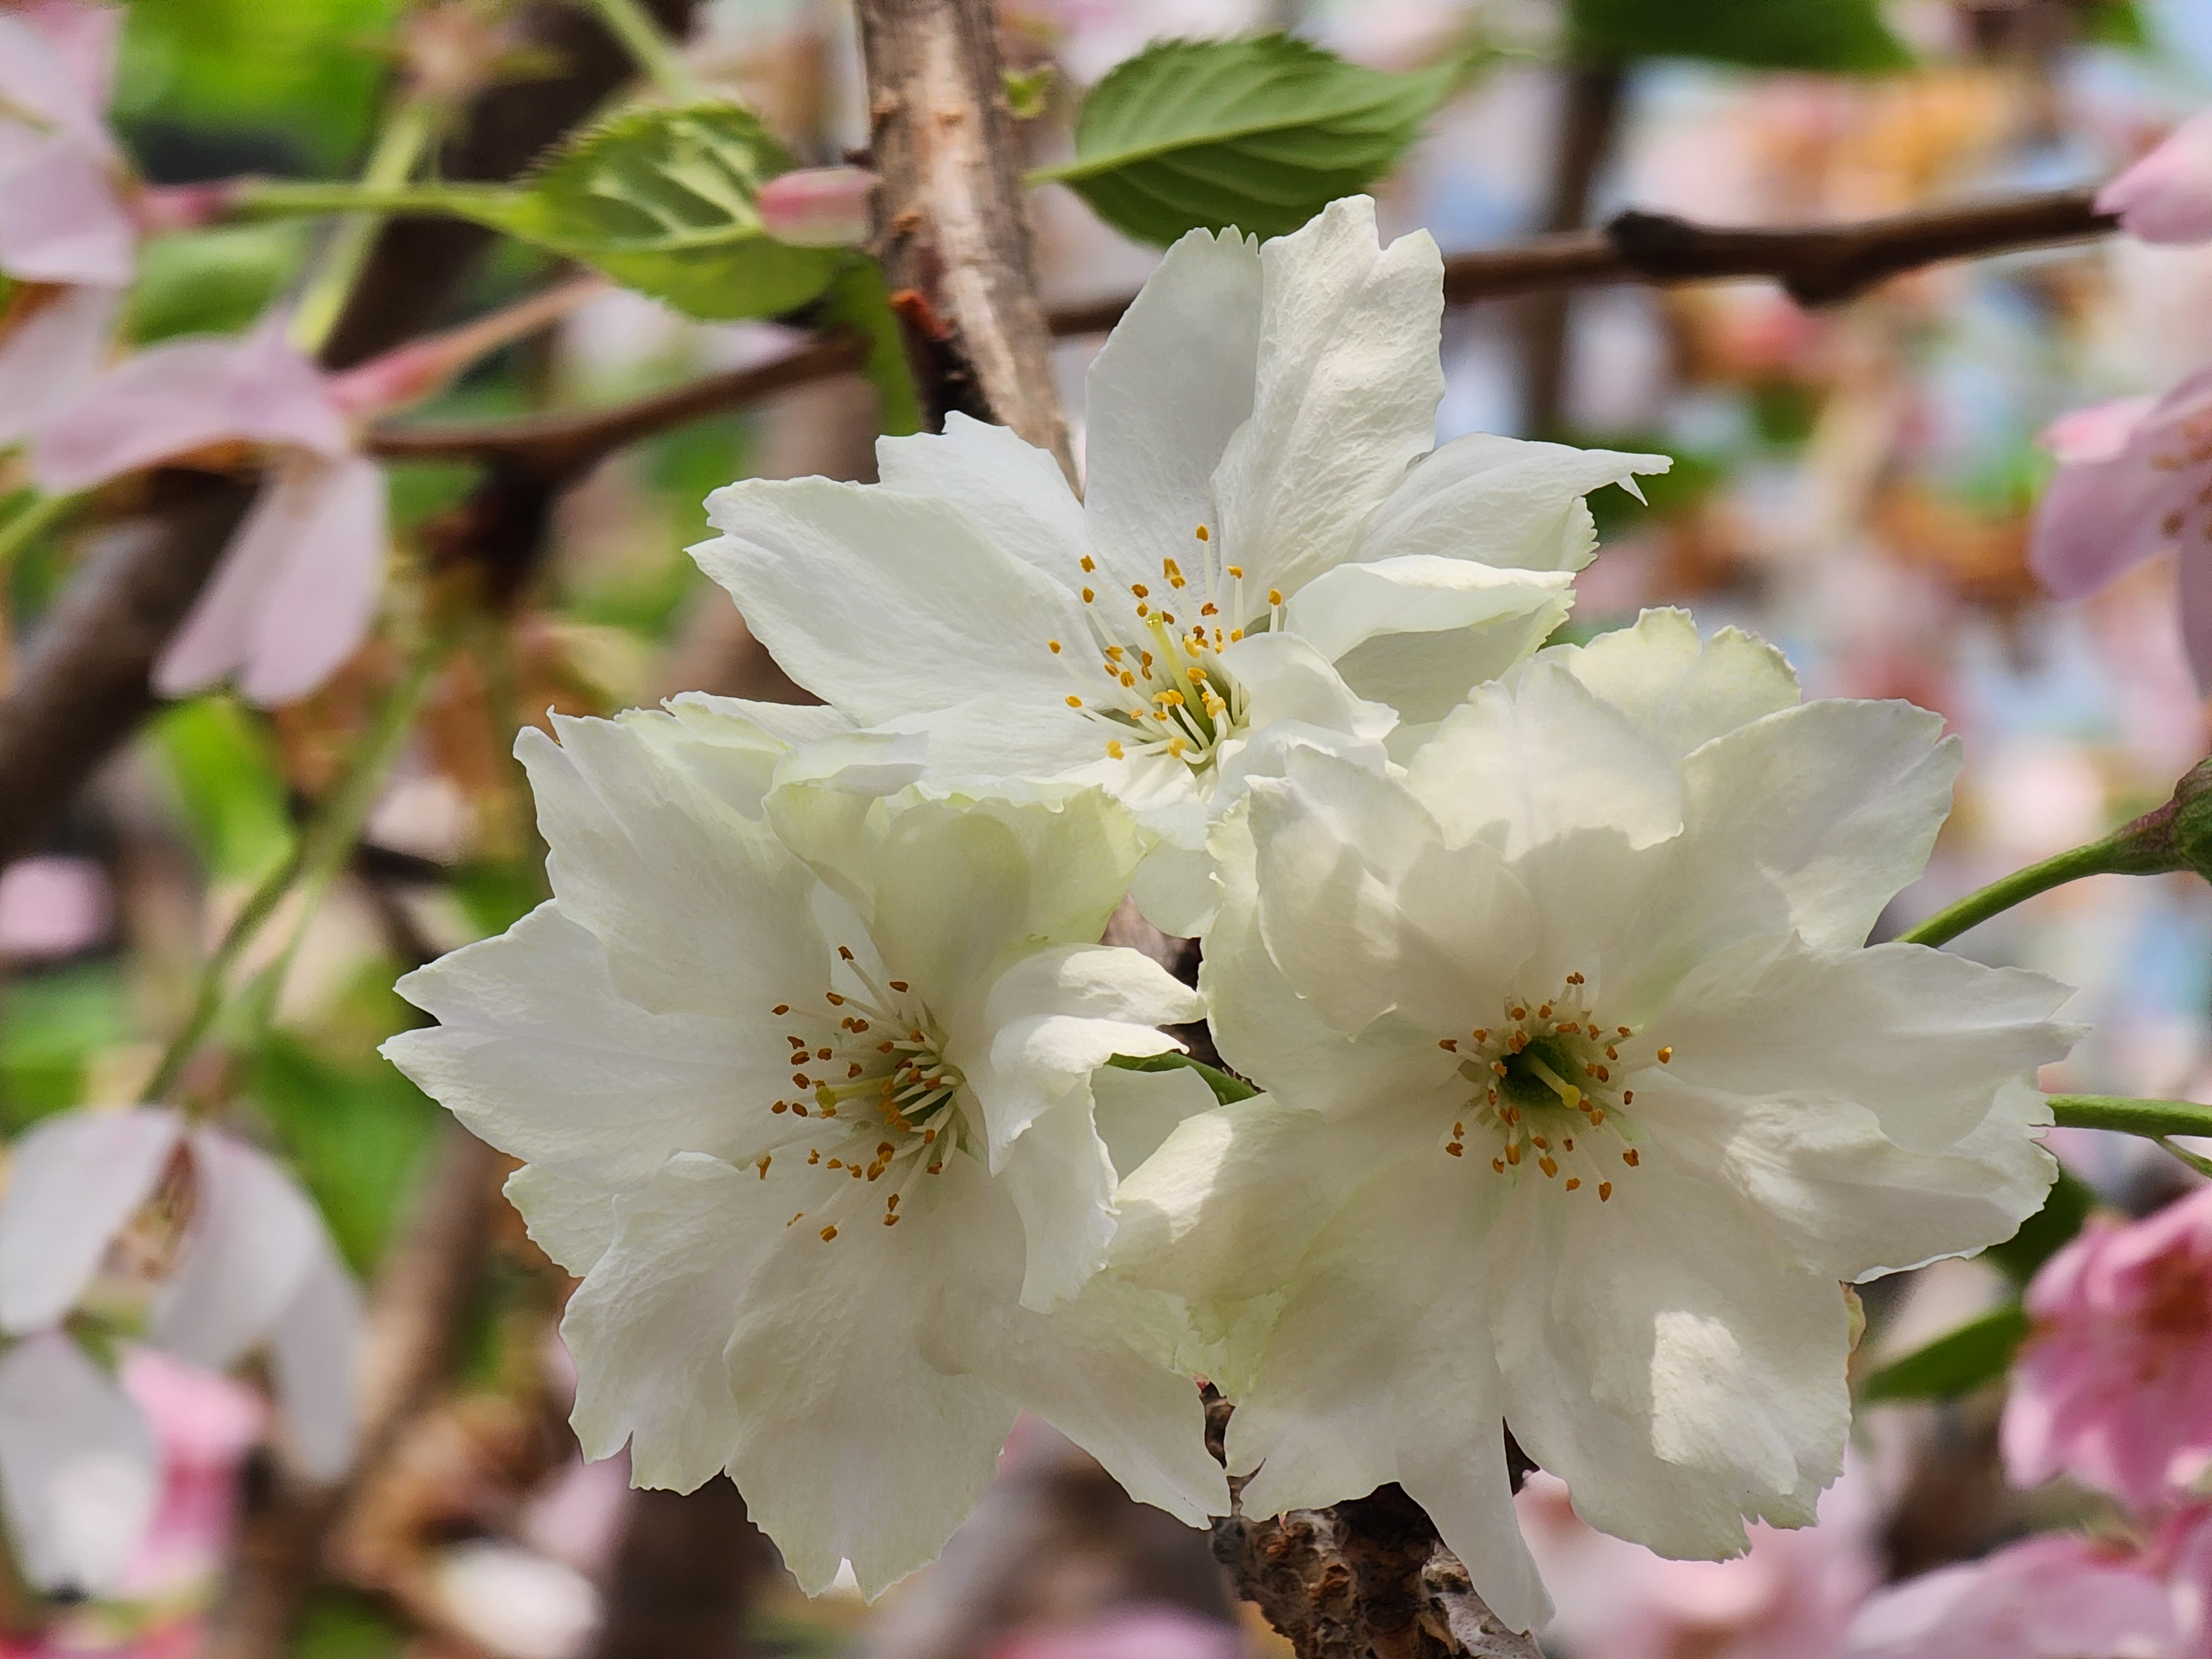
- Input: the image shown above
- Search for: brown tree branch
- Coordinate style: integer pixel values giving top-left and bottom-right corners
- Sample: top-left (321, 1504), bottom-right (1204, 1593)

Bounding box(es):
top-left (361, 187), bottom-right (2117, 476)
top-left (853, 0), bottom-right (1076, 479)
top-left (1519, 62), bottom-right (1627, 435)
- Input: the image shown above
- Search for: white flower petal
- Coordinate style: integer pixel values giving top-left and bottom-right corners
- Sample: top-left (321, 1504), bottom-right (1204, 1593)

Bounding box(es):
top-left (1647, 1073), bottom-right (2057, 1282)
top-left (1212, 197), bottom-right (1445, 607)
top-left (1091, 1062), bottom-right (1219, 1180)
top-left (152, 1131), bottom-right (326, 1370)
top-left (1673, 699), bottom-right (1959, 954)
top-left (1651, 937), bottom-right (2075, 1155)
top-left (503, 1164), bottom-right (620, 1277)
top-left (878, 411), bottom-right (1089, 583)
top-left (1486, 1166), bottom-right (1849, 1561)
top-left (1217, 630), bottom-right (1397, 749)
top-left (693, 478), bottom-right (1092, 724)
top-left (1407, 659), bottom-right (1683, 857)
top-left (720, 1154), bottom-right (1020, 1598)
top-left (267, 1240), bottom-right (362, 1480)
top-left (1555, 610), bottom-right (1798, 763)
top-left (0, 1333), bottom-right (156, 1594)
top-left (387, 904), bottom-right (772, 1186)
top-left (955, 941), bottom-right (1200, 1166)
top-left (1280, 555), bottom-right (1575, 723)
top-left (1246, 753), bottom-right (1534, 1036)
top-left (519, 714), bottom-right (822, 1022)
top-left (563, 1155), bottom-right (763, 1493)
top-left (0, 1105), bottom-right (180, 1334)
top-left (1083, 226), bottom-right (1262, 594)
top-left (995, 1087), bottom-right (1120, 1312)
top-left (1355, 431), bottom-right (1670, 573)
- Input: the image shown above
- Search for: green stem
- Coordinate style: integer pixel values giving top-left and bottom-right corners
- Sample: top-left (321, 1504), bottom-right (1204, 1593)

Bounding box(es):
top-left (0, 492), bottom-right (77, 571)
top-left (289, 92), bottom-right (447, 356)
top-left (2049, 1095), bottom-right (2212, 1178)
top-left (1898, 837), bottom-right (2138, 948)
top-left (582, 0), bottom-right (705, 101)
top-left (145, 641), bottom-right (448, 1105)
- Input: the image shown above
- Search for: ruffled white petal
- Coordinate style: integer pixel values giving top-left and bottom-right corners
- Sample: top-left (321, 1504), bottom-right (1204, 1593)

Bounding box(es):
top-left (1211, 197), bottom-right (1446, 608)
top-left (518, 713), bottom-right (822, 1022)
top-left (0, 1105), bottom-right (179, 1334)
top-left (0, 1333), bottom-right (156, 1594)
top-left (1554, 610), bottom-right (1798, 763)
top-left (1355, 431), bottom-right (1670, 574)
top-left (1648, 936), bottom-right (2075, 1155)
top-left (693, 478), bottom-right (1092, 724)
top-left (1091, 1062), bottom-right (1219, 1180)
top-left (878, 412), bottom-right (1089, 584)
top-left (1670, 698), bottom-right (1960, 954)
top-left (503, 1164), bottom-right (620, 1277)
top-left (1485, 1162), bottom-right (1849, 1560)
top-left (387, 902), bottom-right (780, 1185)
top-left (1083, 226), bottom-right (1262, 595)
top-left (1407, 659), bottom-right (1684, 857)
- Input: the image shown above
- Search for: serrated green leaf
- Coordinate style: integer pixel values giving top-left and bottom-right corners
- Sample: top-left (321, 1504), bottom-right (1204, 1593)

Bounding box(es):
top-left (1860, 1303), bottom-right (2029, 1402)
top-left (1107, 1051), bottom-right (1259, 1105)
top-left (1033, 35), bottom-right (1461, 246)
top-left (1568, 0), bottom-right (1912, 72)
top-left (499, 103), bottom-right (847, 319)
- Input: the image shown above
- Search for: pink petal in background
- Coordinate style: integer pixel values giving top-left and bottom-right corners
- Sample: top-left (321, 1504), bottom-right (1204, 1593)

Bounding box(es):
top-left (32, 318), bottom-right (351, 494)
top-left (2003, 1186), bottom-right (2212, 1512)
top-left (0, 134), bottom-right (135, 286)
top-left (155, 453), bottom-right (388, 708)
top-left (2028, 367), bottom-right (2212, 608)
top-left (2101, 113), bottom-right (2212, 247)
top-left (1838, 1532), bottom-right (2183, 1659)
top-left (0, 854), bottom-right (113, 961)
top-left (0, 283), bottom-right (122, 446)
top-left (0, 2), bottom-right (121, 160)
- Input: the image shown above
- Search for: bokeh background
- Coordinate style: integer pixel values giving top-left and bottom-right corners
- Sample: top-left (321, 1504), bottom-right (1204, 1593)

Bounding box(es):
top-left (5, 1), bottom-right (2212, 1655)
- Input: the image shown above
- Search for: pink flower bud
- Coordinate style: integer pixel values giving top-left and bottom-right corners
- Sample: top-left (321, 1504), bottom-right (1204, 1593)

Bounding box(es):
top-left (2099, 111), bottom-right (2212, 246)
top-left (757, 166), bottom-right (876, 248)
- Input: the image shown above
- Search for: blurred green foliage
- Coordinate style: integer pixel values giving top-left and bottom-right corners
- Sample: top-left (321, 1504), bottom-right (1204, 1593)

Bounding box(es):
top-left (0, 967), bottom-right (134, 1130)
top-left (150, 697), bottom-right (296, 885)
top-left (114, 0), bottom-right (401, 174)
top-left (127, 223), bottom-right (311, 344)
top-left (1568, 0), bottom-right (1913, 72)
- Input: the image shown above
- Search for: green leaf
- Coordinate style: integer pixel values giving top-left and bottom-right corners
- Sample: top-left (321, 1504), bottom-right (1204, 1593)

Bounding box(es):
top-left (1984, 1170), bottom-right (2093, 1286)
top-left (2081, 1), bottom-right (2148, 46)
top-left (495, 103), bottom-right (847, 319)
top-left (1860, 1303), bottom-right (2030, 1403)
top-left (249, 1032), bottom-right (441, 1273)
top-left (127, 223), bottom-right (311, 345)
top-left (1107, 1051), bottom-right (1259, 1105)
top-left (816, 260), bottom-right (924, 438)
top-left (0, 967), bottom-right (134, 1131)
top-left (1567, 0), bottom-right (1912, 72)
top-left (149, 696), bottom-right (296, 883)
top-left (1033, 35), bottom-right (1462, 246)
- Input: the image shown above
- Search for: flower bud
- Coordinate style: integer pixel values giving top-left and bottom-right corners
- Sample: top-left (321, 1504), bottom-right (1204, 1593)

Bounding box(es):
top-left (758, 166), bottom-right (876, 248)
top-left (2103, 756), bottom-right (2212, 879)
top-left (2098, 111), bottom-right (2212, 246)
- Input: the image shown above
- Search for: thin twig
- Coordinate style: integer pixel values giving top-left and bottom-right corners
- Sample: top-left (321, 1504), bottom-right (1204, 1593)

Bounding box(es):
top-left (362, 188), bottom-right (2117, 471)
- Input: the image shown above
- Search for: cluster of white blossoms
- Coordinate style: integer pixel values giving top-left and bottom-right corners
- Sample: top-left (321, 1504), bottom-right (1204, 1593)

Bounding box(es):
top-left (388, 196), bottom-right (2079, 1628)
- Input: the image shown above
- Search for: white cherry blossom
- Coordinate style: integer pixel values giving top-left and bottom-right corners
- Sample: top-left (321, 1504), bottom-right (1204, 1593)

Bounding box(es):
top-left (1112, 609), bottom-right (2078, 1634)
top-left (692, 196), bottom-right (1667, 932)
top-left (383, 703), bottom-right (1228, 1595)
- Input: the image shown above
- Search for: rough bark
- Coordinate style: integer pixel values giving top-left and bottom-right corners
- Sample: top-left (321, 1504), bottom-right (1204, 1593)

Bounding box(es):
top-left (852, 0), bottom-right (1075, 479)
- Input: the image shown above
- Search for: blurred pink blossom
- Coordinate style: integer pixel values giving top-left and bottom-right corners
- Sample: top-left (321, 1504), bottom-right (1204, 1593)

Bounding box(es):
top-left (0, 855), bottom-right (112, 960)
top-left (980, 1605), bottom-right (1245, 1659)
top-left (29, 316), bottom-right (379, 705)
top-left (0, 0), bottom-right (133, 445)
top-left (2004, 1186), bottom-right (2212, 1511)
top-left (2101, 114), bottom-right (2212, 247)
top-left (111, 1350), bottom-right (264, 1601)
top-left (757, 167), bottom-right (876, 248)
top-left (2027, 367), bottom-right (2212, 687)
top-left (0, 1107), bottom-right (363, 1488)
top-left (1838, 1532), bottom-right (2184, 1659)
top-left (1515, 1468), bottom-right (1880, 1659)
